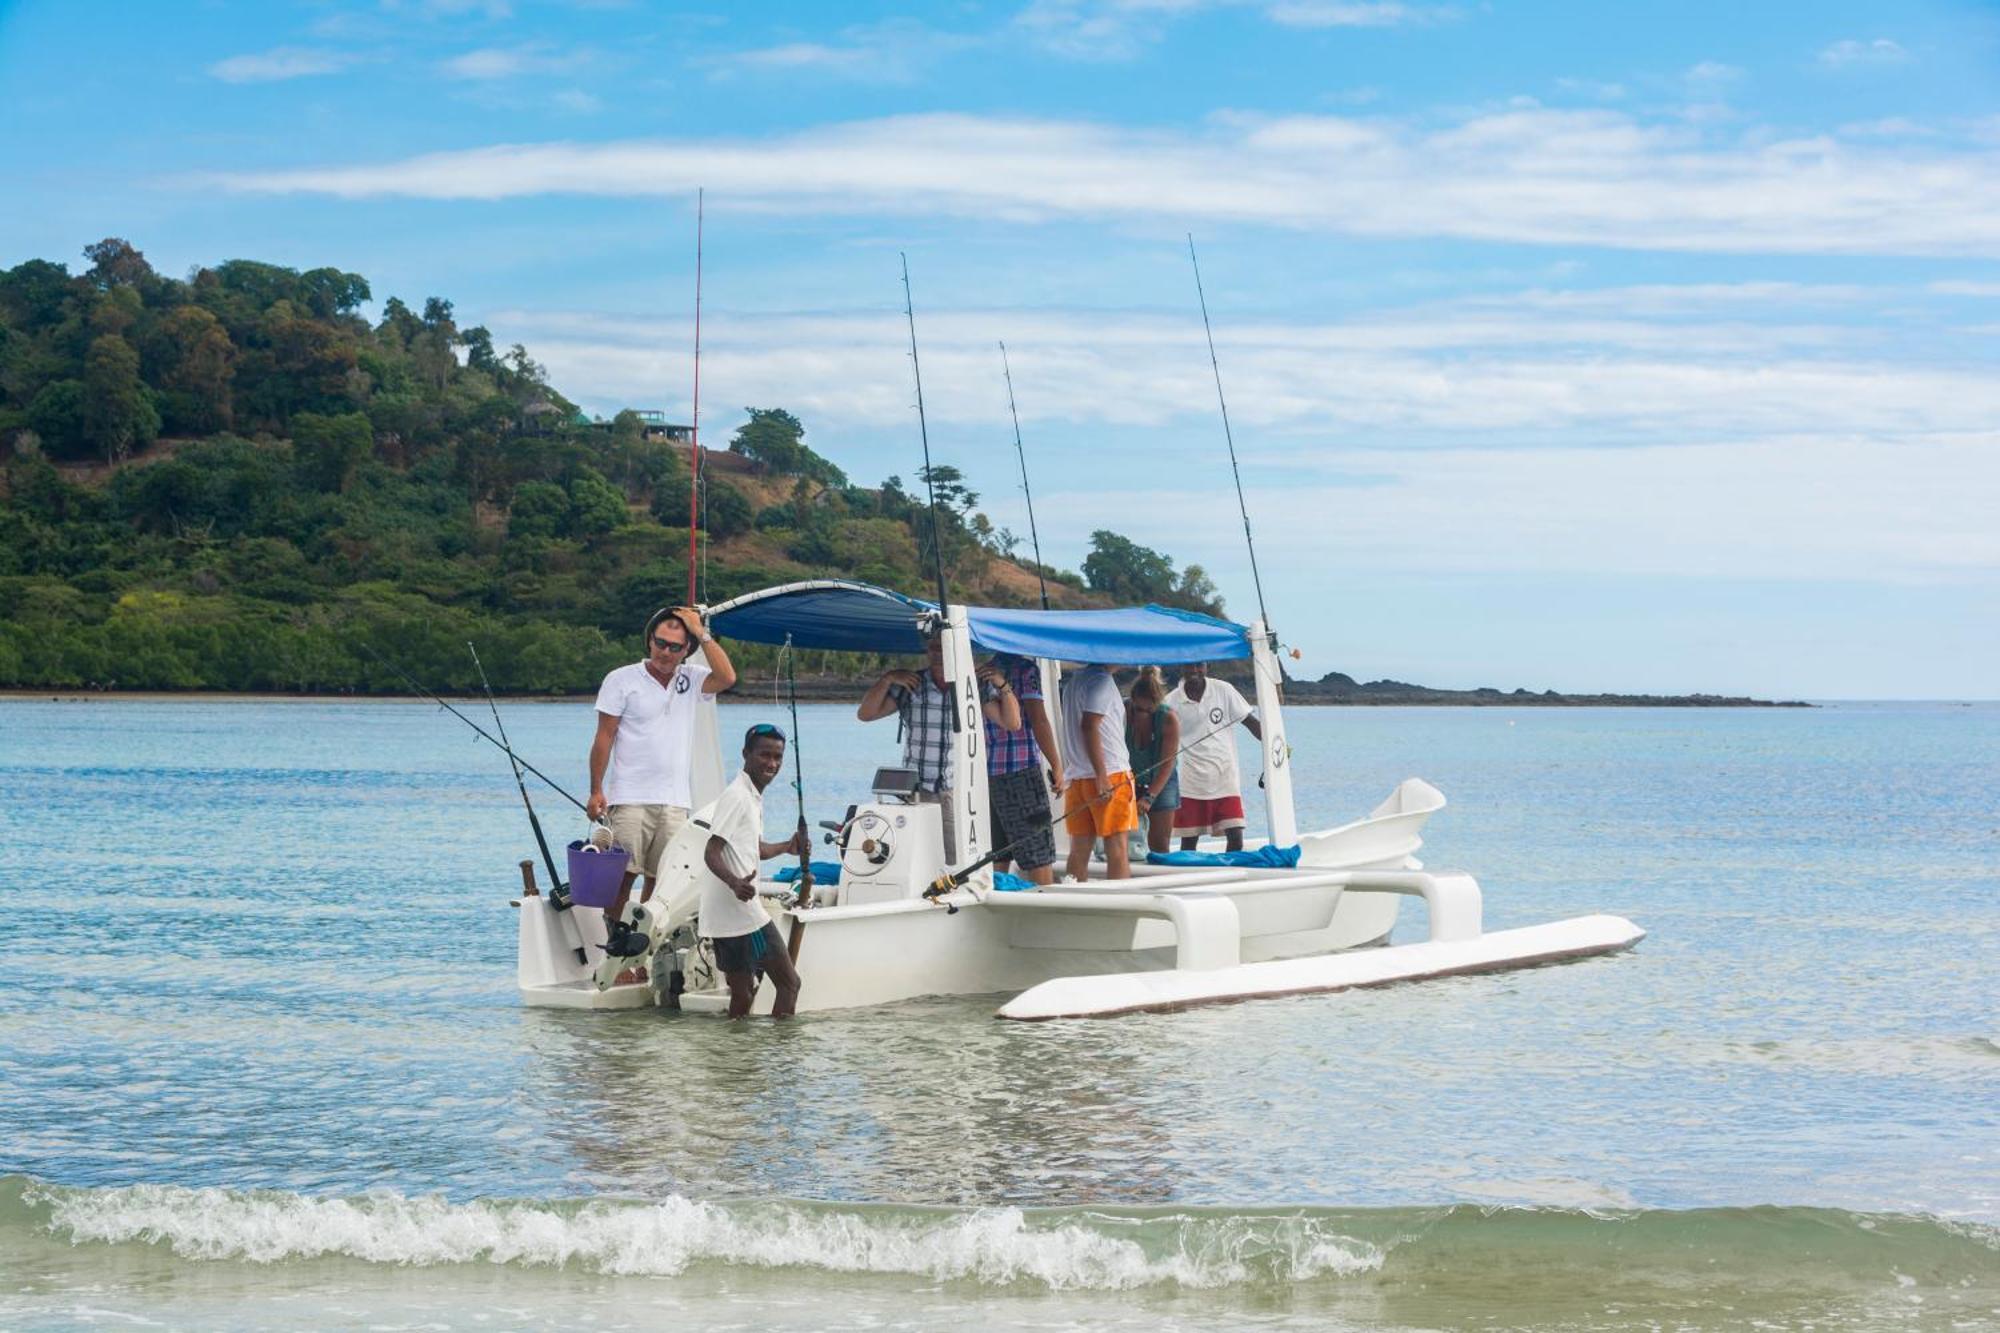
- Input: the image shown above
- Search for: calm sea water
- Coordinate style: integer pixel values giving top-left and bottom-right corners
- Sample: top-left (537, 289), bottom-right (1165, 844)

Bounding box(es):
top-left (1, 697), bottom-right (1995, 1330)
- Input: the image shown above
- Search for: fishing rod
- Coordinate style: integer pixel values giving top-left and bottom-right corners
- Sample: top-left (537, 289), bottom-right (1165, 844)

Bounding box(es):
top-left (1188, 235), bottom-right (1274, 648)
top-left (900, 253), bottom-right (952, 617)
top-left (922, 705), bottom-right (1255, 906)
top-left (467, 642), bottom-right (569, 909)
top-left (687, 186), bottom-right (705, 606)
top-left (998, 340), bottom-right (1049, 611)
top-left (780, 633), bottom-right (813, 908)
top-left (360, 643), bottom-right (588, 815)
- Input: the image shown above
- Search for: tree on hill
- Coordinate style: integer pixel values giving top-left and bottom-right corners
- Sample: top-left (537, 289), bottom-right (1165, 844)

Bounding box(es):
top-left (1083, 530), bottom-right (1224, 616)
top-left (728, 407), bottom-right (846, 486)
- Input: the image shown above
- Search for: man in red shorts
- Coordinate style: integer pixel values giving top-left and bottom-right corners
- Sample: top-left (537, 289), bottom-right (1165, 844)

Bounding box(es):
top-left (1165, 662), bottom-right (1262, 852)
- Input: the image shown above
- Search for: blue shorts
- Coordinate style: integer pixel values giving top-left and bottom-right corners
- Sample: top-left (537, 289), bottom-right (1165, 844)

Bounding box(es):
top-left (712, 921), bottom-right (782, 975)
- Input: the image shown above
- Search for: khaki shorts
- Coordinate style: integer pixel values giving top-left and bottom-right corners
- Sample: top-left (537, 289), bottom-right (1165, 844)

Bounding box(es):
top-left (605, 803), bottom-right (689, 881)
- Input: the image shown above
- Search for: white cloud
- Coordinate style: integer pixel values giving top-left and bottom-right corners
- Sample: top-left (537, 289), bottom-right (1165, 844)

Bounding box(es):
top-left (207, 46), bottom-right (355, 84)
top-left (387, 0), bottom-right (514, 17)
top-left (1554, 77), bottom-right (1625, 102)
top-left (1929, 280), bottom-right (2000, 297)
top-left (552, 89), bottom-right (603, 114)
top-left (483, 293), bottom-right (2000, 446)
top-left (208, 109), bottom-right (2000, 257)
top-left (707, 21), bottom-right (974, 84)
top-left (1013, 0), bottom-right (1207, 60)
top-left (1263, 2), bottom-right (1455, 29)
top-left (441, 44), bottom-right (593, 79)
top-left (1819, 37), bottom-right (1911, 69)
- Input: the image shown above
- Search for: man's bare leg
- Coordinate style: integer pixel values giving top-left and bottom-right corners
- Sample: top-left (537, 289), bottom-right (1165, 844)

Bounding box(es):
top-left (1066, 835), bottom-right (1093, 883)
top-left (724, 969), bottom-right (758, 1019)
top-left (761, 946), bottom-right (801, 1019)
top-left (1105, 834), bottom-right (1131, 880)
top-left (1180, 835), bottom-right (1200, 853)
top-left (1224, 828), bottom-right (1245, 853)
top-left (1023, 862), bottom-right (1054, 886)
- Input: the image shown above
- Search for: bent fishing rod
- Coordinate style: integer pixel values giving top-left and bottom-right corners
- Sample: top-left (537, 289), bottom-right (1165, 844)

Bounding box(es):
top-left (361, 643), bottom-right (588, 815)
top-left (998, 340), bottom-right (1050, 611)
top-left (921, 707), bottom-right (1258, 905)
top-left (468, 642), bottom-right (570, 909)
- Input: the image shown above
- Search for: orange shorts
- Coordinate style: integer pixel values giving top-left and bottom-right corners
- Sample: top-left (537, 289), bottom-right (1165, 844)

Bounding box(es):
top-left (1064, 772), bottom-right (1140, 840)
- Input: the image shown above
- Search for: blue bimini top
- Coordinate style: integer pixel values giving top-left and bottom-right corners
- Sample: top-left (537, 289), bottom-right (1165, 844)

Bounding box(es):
top-left (706, 580), bottom-right (1251, 665)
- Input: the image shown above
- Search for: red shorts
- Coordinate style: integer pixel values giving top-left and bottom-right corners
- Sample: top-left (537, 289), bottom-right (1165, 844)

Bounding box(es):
top-left (1173, 794), bottom-right (1246, 836)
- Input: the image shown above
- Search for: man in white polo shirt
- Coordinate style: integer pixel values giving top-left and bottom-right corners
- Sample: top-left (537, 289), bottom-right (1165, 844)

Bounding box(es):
top-left (586, 606), bottom-right (737, 950)
top-left (1165, 661), bottom-right (1261, 852)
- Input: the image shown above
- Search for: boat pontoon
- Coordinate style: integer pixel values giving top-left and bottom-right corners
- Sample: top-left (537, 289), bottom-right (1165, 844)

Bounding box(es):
top-left (516, 581), bottom-right (1642, 1019)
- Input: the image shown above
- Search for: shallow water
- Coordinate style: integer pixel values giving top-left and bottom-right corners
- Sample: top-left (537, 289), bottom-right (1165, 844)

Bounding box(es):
top-left (1, 698), bottom-right (1996, 1329)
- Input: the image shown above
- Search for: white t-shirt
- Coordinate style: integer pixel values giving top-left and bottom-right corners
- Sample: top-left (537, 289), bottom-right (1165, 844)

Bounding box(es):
top-left (696, 770), bottom-right (772, 939)
top-left (594, 659), bottom-right (712, 806)
top-left (1166, 678), bottom-right (1256, 799)
top-left (1059, 666), bottom-right (1130, 778)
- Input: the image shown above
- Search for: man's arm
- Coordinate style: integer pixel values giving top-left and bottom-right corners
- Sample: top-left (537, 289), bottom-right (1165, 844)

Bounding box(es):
top-left (976, 665), bottom-right (1022, 732)
top-left (705, 834), bottom-right (756, 902)
top-left (677, 609), bottom-right (736, 694)
top-left (858, 669), bottom-right (918, 721)
top-left (756, 831), bottom-right (807, 860)
top-left (1023, 696), bottom-right (1064, 790)
top-left (1082, 712), bottom-right (1111, 784)
top-left (586, 711), bottom-right (620, 820)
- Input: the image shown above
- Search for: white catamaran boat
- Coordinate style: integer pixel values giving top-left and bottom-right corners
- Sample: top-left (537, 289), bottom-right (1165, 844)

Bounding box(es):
top-left (516, 580), bottom-right (1643, 1020)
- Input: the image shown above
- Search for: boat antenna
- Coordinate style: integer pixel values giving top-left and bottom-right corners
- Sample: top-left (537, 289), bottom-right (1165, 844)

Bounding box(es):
top-left (467, 642), bottom-right (570, 907)
top-left (999, 340), bottom-right (1049, 611)
top-left (360, 643), bottom-right (587, 814)
top-left (1188, 235), bottom-right (1273, 645)
top-left (900, 252), bottom-right (951, 616)
top-left (687, 186), bottom-right (705, 606)
top-left (780, 633), bottom-right (813, 908)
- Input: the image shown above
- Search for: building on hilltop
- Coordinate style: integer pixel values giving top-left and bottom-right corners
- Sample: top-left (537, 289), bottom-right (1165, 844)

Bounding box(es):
top-left (577, 409), bottom-right (695, 444)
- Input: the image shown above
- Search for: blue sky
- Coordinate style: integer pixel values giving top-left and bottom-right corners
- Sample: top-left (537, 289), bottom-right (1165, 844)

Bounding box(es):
top-left (4, 0), bottom-right (1997, 698)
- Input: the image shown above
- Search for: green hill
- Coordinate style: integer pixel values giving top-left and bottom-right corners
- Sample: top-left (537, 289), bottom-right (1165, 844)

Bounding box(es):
top-left (0, 240), bottom-right (1223, 693)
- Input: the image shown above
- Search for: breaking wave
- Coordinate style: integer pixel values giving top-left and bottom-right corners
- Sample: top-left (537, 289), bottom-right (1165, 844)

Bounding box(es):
top-left (6, 1175), bottom-right (1997, 1296)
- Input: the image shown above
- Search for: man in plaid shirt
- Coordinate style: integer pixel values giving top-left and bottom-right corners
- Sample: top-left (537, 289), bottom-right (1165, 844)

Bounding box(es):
top-left (858, 634), bottom-right (1019, 858)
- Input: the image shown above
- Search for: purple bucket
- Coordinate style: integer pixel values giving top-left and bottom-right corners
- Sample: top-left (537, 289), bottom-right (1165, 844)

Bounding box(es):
top-left (566, 840), bottom-right (631, 908)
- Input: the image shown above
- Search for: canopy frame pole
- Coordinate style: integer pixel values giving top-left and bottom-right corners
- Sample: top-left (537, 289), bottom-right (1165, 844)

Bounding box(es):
top-left (938, 607), bottom-right (992, 885)
top-left (1248, 620), bottom-right (1297, 846)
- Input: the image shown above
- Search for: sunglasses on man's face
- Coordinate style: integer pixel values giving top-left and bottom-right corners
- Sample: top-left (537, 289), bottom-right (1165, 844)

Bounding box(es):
top-left (651, 635), bottom-right (690, 653)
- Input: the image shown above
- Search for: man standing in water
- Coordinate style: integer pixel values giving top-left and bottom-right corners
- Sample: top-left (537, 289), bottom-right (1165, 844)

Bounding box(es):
top-left (1165, 661), bottom-right (1261, 852)
top-left (699, 724), bottom-right (808, 1019)
top-left (586, 606), bottom-right (738, 959)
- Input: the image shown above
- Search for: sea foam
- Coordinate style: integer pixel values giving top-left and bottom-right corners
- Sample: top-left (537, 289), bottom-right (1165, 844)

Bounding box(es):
top-left (24, 1180), bottom-right (1384, 1290)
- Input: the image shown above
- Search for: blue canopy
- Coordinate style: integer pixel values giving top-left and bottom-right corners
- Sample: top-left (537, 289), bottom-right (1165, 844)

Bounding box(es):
top-left (707, 580), bottom-right (1250, 664)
